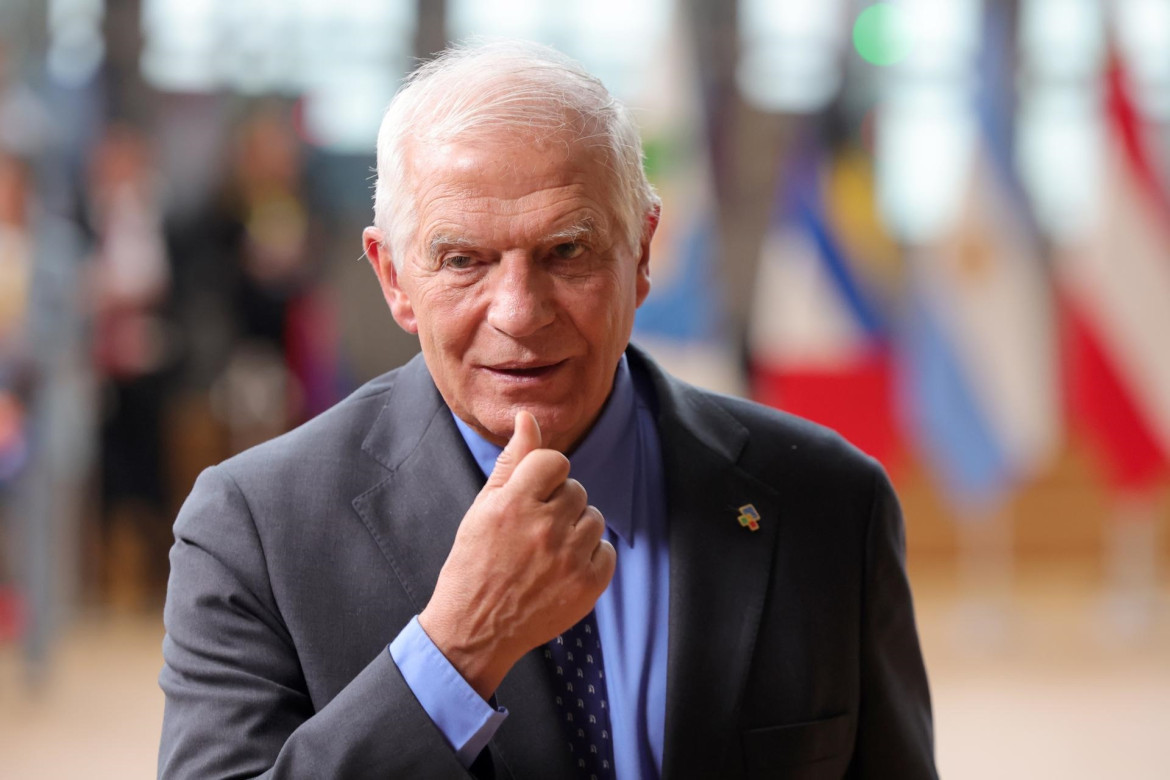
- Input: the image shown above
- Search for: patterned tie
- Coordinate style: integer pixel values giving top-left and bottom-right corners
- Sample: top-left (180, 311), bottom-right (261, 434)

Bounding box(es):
top-left (543, 610), bottom-right (615, 779)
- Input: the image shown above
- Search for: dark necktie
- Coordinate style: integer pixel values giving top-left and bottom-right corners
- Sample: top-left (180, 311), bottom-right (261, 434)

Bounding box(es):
top-left (543, 610), bottom-right (615, 779)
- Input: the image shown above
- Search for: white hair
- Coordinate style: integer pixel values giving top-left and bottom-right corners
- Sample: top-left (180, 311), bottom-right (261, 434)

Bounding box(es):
top-left (371, 39), bottom-right (660, 265)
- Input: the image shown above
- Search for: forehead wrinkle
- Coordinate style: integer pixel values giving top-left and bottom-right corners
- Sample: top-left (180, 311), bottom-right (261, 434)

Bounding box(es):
top-left (422, 193), bottom-right (610, 247)
top-left (410, 140), bottom-right (619, 259)
top-left (417, 183), bottom-right (588, 227)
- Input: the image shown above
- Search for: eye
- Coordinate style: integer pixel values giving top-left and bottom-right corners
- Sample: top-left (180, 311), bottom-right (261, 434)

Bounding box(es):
top-left (442, 254), bottom-right (475, 270)
top-left (552, 242), bottom-right (585, 260)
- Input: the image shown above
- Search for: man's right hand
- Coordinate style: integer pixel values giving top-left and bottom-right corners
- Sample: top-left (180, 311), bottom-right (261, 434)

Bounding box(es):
top-left (418, 411), bottom-right (617, 700)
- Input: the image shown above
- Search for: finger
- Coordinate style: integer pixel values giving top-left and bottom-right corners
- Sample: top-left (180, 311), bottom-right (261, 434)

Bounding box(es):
top-left (507, 448), bottom-right (571, 502)
top-left (485, 411), bottom-right (542, 489)
top-left (571, 504), bottom-right (604, 539)
top-left (589, 538), bottom-right (617, 591)
top-left (545, 478), bottom-right (588, 518)
top-left (569, 507), bottom-right (607, 576)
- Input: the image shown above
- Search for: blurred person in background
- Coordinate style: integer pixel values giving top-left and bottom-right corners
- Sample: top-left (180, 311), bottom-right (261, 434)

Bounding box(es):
top-left (208, 104), bottom-right (324, 454)
top-left (159, 101), bottom-right (341, 511)
top-left (87, 123), bottom-right (175, 609)
top-left (229, 105), bottom-right (313, 356)
top-left (159, 41), bottom-right (936, 779)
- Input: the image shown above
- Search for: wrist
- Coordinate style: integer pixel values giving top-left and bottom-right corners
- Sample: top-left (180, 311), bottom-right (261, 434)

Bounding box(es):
top-left (418, 606), bottom-right (515, 701)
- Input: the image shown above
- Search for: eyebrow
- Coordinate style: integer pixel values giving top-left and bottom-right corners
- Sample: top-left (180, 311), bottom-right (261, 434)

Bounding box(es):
top-left (427, 234), bottom-right (476, 262)
top-left (426, 218), bottom-right (605, 262)
top-left (543, 217), bottom-right (606, 246)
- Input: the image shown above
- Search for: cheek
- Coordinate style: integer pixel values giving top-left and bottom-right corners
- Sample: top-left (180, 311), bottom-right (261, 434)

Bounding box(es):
top-left (585, 272), bottom-right (637, 330)
top-left (417, 289), bottom-right (485, 354)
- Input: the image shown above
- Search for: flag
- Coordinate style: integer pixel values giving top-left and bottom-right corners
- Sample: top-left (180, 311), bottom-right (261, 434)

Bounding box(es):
top-left (894, 5), bottom-right (1059, 512)
top-left (1058, 55), bottom-right (1170, 492)
top-left (748, 140), bottom-right (902, 468)
top-left (897, 155), bottom-right (1059, 510)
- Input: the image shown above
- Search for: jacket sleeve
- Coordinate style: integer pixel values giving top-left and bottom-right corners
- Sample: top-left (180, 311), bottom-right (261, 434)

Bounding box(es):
top-left (157, 465), bottom-right (477, 780)
top-left (850, 465), bottom-right (939, 779)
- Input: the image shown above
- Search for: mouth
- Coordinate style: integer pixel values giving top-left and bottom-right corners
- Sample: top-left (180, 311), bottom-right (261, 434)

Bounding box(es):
top-left (484, 359), bottom-right (567, 380)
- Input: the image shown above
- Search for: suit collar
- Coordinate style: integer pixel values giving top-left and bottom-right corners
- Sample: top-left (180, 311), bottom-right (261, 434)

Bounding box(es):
top-left (626, 343), bottom-right (748, 465)
top-left (360, 351), bottom-right (453, 474)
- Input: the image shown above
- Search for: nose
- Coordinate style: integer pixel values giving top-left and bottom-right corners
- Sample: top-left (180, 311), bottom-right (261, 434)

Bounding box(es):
top-left (486, 254), bottom-right (555, 338)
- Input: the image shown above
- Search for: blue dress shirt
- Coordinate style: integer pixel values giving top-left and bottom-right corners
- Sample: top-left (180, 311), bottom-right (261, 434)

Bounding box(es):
top-left (389, 355), bottom-right (669, 779)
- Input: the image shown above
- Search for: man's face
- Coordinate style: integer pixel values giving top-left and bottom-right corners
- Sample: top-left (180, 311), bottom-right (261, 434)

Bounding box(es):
top-left (364, 133), bottom-right (655, 453)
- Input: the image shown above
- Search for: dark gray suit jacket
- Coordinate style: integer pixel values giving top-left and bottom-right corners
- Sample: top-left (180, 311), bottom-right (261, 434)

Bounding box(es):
top-left (158, 345), bottom-right (937, 779)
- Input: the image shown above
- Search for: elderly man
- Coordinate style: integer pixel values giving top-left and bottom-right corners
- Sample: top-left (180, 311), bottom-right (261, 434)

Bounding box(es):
top-left (159, 42), bottom-right (937, 779)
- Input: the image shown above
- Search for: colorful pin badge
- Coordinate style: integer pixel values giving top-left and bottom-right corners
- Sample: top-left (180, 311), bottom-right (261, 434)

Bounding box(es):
top-left (737, 504), bottom-right (761, 532)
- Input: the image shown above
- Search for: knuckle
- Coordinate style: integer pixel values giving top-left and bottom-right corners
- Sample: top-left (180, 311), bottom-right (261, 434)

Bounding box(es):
top-left (564, 478), bottom-right (588, 505)
top-left (548, 450), bottom-right (572, 476)
top-left (574, 505), bottom-right (605, 536)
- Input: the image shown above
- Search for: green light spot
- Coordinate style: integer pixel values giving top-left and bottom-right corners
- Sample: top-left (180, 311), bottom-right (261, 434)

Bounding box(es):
top-left (853, 3), bottom-right (912, 66)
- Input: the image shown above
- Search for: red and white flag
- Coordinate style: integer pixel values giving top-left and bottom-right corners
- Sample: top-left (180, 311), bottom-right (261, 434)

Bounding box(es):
top-left (1058, 56), bottom-right (1170, 492)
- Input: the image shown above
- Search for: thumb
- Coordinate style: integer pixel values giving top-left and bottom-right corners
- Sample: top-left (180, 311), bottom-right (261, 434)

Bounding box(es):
top-left (486, 411), bottom-right (542, 488)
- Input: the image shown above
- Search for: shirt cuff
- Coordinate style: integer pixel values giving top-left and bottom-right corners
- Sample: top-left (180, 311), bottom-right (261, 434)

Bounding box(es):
top-left (389, 615), bottom-right (508, 767)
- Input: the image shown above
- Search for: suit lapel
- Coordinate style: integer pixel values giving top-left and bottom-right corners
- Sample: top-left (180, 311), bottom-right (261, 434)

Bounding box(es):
top-left (633, 351), bottom-right (783, 780)
top-left (353, 354), bottom-right (484, 614)
top-left (352, 355), bottom-right (573, 779)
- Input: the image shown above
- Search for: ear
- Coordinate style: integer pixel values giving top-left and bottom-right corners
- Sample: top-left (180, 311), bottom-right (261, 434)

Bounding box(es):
top-left (363, 226), bottom-right (418, 334)
top-left (634, 205), bottom-right (660, 308)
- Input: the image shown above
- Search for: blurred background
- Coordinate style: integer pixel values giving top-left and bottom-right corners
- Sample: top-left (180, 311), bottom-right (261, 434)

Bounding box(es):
top-left (0, 0), bottom-right (1168, 776)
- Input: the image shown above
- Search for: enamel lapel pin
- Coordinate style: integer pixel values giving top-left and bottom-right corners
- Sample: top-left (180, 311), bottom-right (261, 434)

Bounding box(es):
top-left (737, 504), bottom-right (761, 532)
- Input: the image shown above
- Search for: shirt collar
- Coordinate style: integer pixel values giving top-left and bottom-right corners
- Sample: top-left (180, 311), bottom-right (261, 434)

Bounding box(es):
top-left (451, 354), bottom-right (638, 546)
